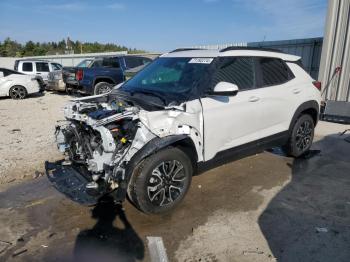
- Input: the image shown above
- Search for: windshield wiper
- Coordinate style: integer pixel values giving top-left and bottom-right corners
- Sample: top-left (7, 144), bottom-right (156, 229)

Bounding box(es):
top-left (110, 90), bottom-right (165, 110)
top-left (131, 90), bottom-right (167, 105)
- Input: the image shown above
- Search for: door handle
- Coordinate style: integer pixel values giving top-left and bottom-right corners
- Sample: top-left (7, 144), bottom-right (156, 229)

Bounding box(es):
top-left (293, 88), bottom-right (301, 94)
top-left (248, 96), bottom-right (260, 102)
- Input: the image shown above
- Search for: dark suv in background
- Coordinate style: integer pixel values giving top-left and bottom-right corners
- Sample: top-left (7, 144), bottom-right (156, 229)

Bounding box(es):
top-left (64, 55), bottom-right (153, 95)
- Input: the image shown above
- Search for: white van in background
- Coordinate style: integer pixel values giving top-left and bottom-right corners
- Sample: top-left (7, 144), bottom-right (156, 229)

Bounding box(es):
top-left (14, 60), bottom-right (63, 84)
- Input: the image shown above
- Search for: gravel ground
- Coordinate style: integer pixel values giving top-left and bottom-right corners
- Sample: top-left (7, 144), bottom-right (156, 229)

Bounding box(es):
top-left (0, 92), bottom-right (71, 184)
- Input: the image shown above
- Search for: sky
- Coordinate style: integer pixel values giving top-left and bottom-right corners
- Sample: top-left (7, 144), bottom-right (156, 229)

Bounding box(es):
top-left (0, 0), bottom-right (328, 52)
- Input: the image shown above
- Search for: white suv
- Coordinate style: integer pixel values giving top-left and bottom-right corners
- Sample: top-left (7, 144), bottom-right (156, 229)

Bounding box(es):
top-left (47, 47), bottom-right (321, 214)
top-left (14, 59), bottom-right (62, 84)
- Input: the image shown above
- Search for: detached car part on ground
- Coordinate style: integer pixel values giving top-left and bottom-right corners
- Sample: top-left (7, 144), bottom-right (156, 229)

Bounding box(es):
top-left (0, 68), bottom-right (44, 99)
top-left (46, 48), bottom-right (321, 214)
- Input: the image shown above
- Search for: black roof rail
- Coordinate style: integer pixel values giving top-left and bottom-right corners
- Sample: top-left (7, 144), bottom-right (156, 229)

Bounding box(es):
top-left (169, 48), bottom-right (206, 53)
top-left (219, 46), bottom-right (285, 53)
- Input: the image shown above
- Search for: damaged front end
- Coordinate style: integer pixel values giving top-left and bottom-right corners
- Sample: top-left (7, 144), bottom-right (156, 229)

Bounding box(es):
top-left (46, 93), bottom-right (157, 204)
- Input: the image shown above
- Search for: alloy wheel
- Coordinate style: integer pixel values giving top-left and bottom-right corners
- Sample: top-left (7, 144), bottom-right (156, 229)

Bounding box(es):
top-left (295, 120), bottom-right (313, 152)
top-left (147, 160), bottom-right (186, 207)
top-left (10, 86), bottom-right (26, 99)
top-left (98, 84), bottom-right (112, 94)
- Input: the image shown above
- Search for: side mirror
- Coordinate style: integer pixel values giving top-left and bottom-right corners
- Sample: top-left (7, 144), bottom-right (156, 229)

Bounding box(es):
top-left (209, 82), bottom-right (239, 96)
top-left (0, 72), bottom-right (4, 78)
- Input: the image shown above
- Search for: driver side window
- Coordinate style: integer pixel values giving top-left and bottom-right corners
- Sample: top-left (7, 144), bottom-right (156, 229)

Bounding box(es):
top-left (212, 57), bottom-right (256, 90)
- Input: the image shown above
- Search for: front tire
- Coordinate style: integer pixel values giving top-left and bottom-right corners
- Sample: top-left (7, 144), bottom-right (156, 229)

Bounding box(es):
top-left (9, 85), bottom-right (27, 99)
top-left (285, 114), bottom-right (315, 157)
top-left (94, 82), bottom-right (113, 95)
top-left (128, 147), bottom-right (193, 214)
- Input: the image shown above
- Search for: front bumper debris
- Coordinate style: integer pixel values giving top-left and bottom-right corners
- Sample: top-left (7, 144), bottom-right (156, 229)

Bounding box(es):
top-left (45, 161), bottom-right (101, 205)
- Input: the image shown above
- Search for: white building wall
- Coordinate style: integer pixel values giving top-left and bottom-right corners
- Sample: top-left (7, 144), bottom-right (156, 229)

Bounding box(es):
top-left (0, 57), bottom-right (17, 69)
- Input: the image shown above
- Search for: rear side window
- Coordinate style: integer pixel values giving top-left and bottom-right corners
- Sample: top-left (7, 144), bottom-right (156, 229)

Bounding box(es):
top-left (258, 58), bottom-right (294, 87)
top-left (102, 57), bottom-right (120, 68)
top-left (212, 57), bottom-right (255, 90)
top-left (36, 62), bottom-right (50, 72)
top-left (22, 62), bottom-right (33, 72)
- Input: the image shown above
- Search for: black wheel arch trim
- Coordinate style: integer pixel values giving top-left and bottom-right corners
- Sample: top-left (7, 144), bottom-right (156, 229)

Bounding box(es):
top-left (288, 100), bottom-right (320, 133)
top-left (112, 135), bottom-right (190, 202)
top-left (93, 76), bottom-right (116, 87)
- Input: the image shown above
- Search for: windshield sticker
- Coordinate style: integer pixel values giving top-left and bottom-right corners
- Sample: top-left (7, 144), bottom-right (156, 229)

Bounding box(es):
top-left (189, 58), bottom-right (213, 64)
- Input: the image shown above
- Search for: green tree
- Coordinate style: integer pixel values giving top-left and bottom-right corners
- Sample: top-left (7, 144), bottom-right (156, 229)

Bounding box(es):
top-left (0, 37), bottom-right (145, 57)
top-left (0, 37), bottom-right (22, 57)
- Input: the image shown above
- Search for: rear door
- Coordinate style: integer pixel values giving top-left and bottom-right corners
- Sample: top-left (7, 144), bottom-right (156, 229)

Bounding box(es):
top-left (201, 56), bottom-right (265, 160)
top-left (35, 62), bottom-right (50, 82)
top-left (83, 57), bottom-right (123, 86)
top-left (255, 57), bottom-right (298, 137)
top-left (101, 57), bottom-right (123, 83)
top-left (20, 62), bottom-right (34, 76)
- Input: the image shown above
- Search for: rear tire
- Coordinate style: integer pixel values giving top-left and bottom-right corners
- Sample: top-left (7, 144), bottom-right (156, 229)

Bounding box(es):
top-left (285, 114), bottom-right (315, 157)
top-left (9, 85), bottom-right (27, 99)
top-left (128, 147), bottom-right (193, 214)
top-left (94, 82), bottom-right (113, 95)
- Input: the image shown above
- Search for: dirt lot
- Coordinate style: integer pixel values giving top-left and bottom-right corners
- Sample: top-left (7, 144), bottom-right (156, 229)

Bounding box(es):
top-left (0, 92), bottom-right (71, 184)
top-left (0, 92), bottom-right (350, 261)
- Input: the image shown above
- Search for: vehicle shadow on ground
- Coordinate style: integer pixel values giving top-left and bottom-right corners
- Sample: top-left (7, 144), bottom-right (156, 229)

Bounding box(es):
top-left (259, 134), bottom-right (350, 262)
top-left (45, 90), bottom-right (84, 98)
top-left (73, 196), bottom-right (144, 262)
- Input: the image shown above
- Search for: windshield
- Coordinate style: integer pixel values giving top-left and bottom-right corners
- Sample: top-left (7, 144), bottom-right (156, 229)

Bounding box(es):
top-left (52, 63), bottom-right (62, 70)
top-left (119, 57), bottom-right (212, 104)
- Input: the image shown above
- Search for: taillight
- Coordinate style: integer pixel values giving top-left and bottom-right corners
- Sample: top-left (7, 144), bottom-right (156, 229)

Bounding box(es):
top-left (313, 81), bottom-right (321, 91)
top-left (76, 69), bottom-right (83, 81)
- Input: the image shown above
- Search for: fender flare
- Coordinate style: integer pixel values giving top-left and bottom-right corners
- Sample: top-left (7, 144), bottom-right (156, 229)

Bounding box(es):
top-left (93, 76), bottom-right (116, 87)
top-left (112, 135), bottom-right (190, 201)
top-left (288, 100), bottom-right (320, 133)
top-left (129, 135), bottom-right (189, 166)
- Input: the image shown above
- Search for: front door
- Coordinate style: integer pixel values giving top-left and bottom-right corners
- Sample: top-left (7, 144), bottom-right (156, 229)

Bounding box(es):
top-left (35, 62), bottom-right (50, 82)
top-left (201, 56), bottom-right (264, 161)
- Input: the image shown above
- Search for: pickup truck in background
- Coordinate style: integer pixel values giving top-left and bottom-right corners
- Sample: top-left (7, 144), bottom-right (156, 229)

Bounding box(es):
top-left (64, 55), bottom-right (153, 95)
